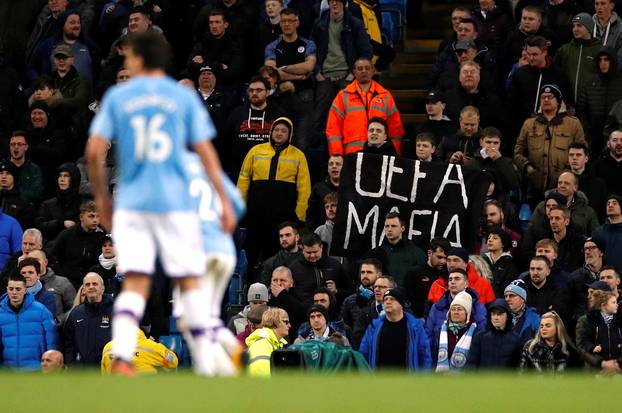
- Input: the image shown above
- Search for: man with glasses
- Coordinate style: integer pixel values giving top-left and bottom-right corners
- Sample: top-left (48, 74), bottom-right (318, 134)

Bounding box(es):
top-left (5, 131), bottom-right (43, 204)
top-left (265, 8), bottom-right (317, 151)
top-left (225, 76), bottom-right (285, 176)
top-left (326, 57), bottom-right (404, 156)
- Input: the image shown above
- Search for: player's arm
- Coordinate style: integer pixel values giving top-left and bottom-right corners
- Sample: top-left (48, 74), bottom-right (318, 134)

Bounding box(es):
top-left (85, 135), bottom-right (113, 230)
top-left (193, 140), bottom-right (237, 234)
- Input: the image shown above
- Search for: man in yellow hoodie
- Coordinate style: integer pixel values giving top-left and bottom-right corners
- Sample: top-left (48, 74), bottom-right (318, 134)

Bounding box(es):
top-left (245, 308), bottom-right (290, 376)
top-left (101, 329), bottom-right (178, 374)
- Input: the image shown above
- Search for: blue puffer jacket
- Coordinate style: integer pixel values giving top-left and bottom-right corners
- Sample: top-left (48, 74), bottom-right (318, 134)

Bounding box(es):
top-left (425, 288), bottom-right (487, 357)
top-left (0, 292), bottom-right (58, 370)
top-left (512, 306), bottom-right (541, 345)
top-left (359, 312), bottom-right (432, 371)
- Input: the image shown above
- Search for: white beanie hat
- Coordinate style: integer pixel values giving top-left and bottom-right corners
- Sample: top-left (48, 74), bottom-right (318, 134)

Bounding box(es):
top-left (448, 291), bottom-right (473, 321)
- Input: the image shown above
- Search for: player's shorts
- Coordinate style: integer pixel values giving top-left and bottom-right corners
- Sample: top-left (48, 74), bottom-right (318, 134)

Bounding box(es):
top-left (113, 209), bottom-right (206, 278)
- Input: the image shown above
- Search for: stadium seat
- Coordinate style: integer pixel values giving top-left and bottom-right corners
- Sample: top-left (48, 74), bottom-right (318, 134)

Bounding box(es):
top-left (381, 12), bottom-right (396, 45)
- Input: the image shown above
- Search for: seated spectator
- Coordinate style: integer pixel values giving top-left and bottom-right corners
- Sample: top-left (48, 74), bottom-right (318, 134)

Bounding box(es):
top-left (514, 84), bottom-right (586, 198)
top-left (567, 143), bottom-right (607, 223)
top-left (30, 249), bottom-right (75, 323)
top-left (36, 163), bottom-right (83, 242)
top-left (519, 310), bottom-right (580, 372)
top-left (428, 247), bottom-right (495, 305)
top-left (225, 76), bottom-right (285, 177)
top-left (51, 200), bottom-right (106, 289)
top-left (0, 228), bottom-right (43, 285)
top-left (267, 266), bottom-right (308, 339)
top-left (475, 199), bottom-right (522, 256)
top-left (426, 269), bottom-right (487, 347)
top-left (482, 227), bottom-right (518, 298)
top-left (553, 13), bottom-right (600, 104)
top-left (599, 266), bottom-right (621, 299)
top-left (576, 47), bottom-right (622, 156)
top-left (63, 272), bottom-right (113, 366)
top-left (259, 221), bottom-right (302, 286)
top-left (524, 239), bottom-right (571, 291)
top-left (437, 105), bottom-right (481, 163)
top-left (88, 234), bottom-right (119, 294)
top-left (237, 117), bottom-right (311, 271)
top-left (326, 57), bottom-right (403, 156)
top-left (522, 256), bottom-right (567, 316)
top-left (575, 289), bottom-right (622, 373)
top-left (294, 304), bottom-right (349, 346)
top-left (361, 117), bottom-right (397, 156)
top-left (228, 283), bottom-right (269, 336)
top-left (101, 328), bottom-right (178, 374)
top-left (306, 154), bottom-right (342, 231)
top-left (504, 280), bottom-right (541, 344)
top-left (367, 212), bottom-right (426, 287)
top-left (0, 273), bottom-right (58, 371)
top-left (412, 91), bottom-right (455, 148)
top-left (245, 307), bottom-right (289, 377)
top-left (41, 349), bottom-right (64, 374)
top-left (359, 288), bottom-right (431, 371)
top-left (566, 238), bottom-right (606, 325)
top-left (467, 299), bottom-right (522, 369)
top-left (432, 291), bottom-right (479, 372)
top-left (6, 131), bottom-right (43, 204)
top-left (0, 161), bottom-right (35, 230)
top-left (592, 196), bottom-right (622, 273)
top-left (237, 303), bottom-right (268, 345)
top-left (18, 257), bottom-right (56, 317)
top-left (314, 192), bottom-right (337, 252)
top-left (193, 0), bottom-right (258, 45)
top-left (546, 205), bottom-right (586, 272)
top-left (437, 7), bottom-right (472, 55)
top-left (522, 191), bottom-right (565, 259)
top-left (341, 258), bottom-right (383, 349)
top-left (404, 237), bottom-right (450, 317)
top-left (592, 0), bottom-right (622, 66)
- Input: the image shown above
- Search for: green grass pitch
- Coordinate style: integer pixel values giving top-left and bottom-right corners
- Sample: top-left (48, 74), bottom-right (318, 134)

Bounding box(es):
top-left (2, 371), bottom-right (621, 413)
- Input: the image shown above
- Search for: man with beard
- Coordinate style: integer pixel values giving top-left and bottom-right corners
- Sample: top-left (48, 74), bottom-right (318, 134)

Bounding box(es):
top-left (5, 132), bottom-right (43, 204)
top-left (259, 221), bottom-right (302, 285)
top-left (595, 130), bottom-right (622, 197)
top-left (341, 258), bottom-right (383, 349)
top-left (306, 154), bottom-right (342, 231)
top-left (522, 256), bottom-right (567, 316)
top-left (225, 76), bottom-right (285, 176)
top-left (547, 205), bottom-right (586, 272)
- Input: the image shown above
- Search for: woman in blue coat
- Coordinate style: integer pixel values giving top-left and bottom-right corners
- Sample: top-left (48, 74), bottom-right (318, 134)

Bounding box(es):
top-left (0, 274), bottom-right (58, 370)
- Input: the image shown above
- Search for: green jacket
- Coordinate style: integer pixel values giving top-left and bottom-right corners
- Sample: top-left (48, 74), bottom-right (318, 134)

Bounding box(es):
top-left (529, 191), bottom-right (599, 236)
top-left (370, 239), bottom-right (426, 286)
top-left (245, 327), bottom-right (287, 377)
top-left (272, 340), bottom-right (370, 372)
top-left (553, 37), bottom-right (601, 103)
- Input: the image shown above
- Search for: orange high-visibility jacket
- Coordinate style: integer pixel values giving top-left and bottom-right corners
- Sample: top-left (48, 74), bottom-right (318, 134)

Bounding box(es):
top-left (326, 80), bottom-right (404, 156)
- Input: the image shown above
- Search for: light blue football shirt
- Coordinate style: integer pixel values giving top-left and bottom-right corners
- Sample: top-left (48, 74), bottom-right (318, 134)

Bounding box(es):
top-left (89, 75), bottom-right (216, 213)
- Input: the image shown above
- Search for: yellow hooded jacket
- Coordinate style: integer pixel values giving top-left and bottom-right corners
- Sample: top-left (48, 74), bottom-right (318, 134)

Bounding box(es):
top-left (101, 329), bottom-right (178, 374)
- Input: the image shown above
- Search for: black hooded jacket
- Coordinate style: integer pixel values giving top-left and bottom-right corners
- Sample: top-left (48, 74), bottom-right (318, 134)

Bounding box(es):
top-left (36, 163), bottom-right (84, 242)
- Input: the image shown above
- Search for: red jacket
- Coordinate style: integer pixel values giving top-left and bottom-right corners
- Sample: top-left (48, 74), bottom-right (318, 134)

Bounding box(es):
top-left (427, 263), bottom-right (495, 305)
top-left (326, 80), bottom-right (404, 156)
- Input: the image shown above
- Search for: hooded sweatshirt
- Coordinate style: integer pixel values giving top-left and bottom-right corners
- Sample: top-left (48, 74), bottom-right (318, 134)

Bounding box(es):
top-left (592, 12), bottom-right (622, 67)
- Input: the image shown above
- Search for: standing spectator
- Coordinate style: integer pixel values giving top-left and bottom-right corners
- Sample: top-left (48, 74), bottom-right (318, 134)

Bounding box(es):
top-left (245, 307), bottom-right (289, 377)
top-left (341, 258), bottom-right (382, 349)
top-left (504, 280), bottom-right (541, 344)
top-left (437, 7), bottom-right (472, 55)
top-left (546, 205), bottom-right (586, 272)
top-left (0, 161), bottom-right (35, 230)
top-left (237, 117), bottom-right (311, 270)
top-left (437, 106), bottom-right (481, 163)
top-left (326, 57), bottom-right (403, 156)
top-left (63, 272), bottom-right (113, 366)
top-left (0, 213), bottom-right (20, 273)
top-left (26, 0), bottom-right (70, 66)
top-left (592, 195), bottom-right (622, 273)
top-left (575, 289), bottom-right (622, 372)
top-left (469, 127), bottom-right (520, 194)
top-left (193, 0), bottom-right (258, 45)
top-left (311, 0), bottom-right (372, 131)
top-left (594, 130), bottom-right (622, 197)
top-left (599, 266), bottom-right (621, 298)
top-left (576, 46), bottom-right (622, 155)
top-left (413, 133), bottom-right (439, 162)
top-left (253, 0), bottom-right (283, 70)
top-left (6, 132), bottom-right (43, 204)
top-left (471, 0), bottom-right (513, 58)
top-left (88, 234), bottom-right (119, 294)
top-left (412, 91), bottom-right (455, 147)
top-left (259, 222), bottom-right (302, 286)
top-left (432, 291), bottom-right (479, 372)
top-left (228, 283), bottom-right (269, 336)
top-left (0, 228), bottom-right (42, 284)
top-left (306, 154), bottom-right (342, 231)
top-left (483, 227), bottom-right (518, 298)
top-left (523, 256), bottom-right (567, 316)
top-left (18, 257), bottom-right (56, 317)
top-left (361, 118), bottom-right (398, 156)
top-left (0, 273), bottom-right (58, 371)
top-left (566, 238), bottom-right (606, 323)
top-left (265, 8), bottom-right (317, 150)
top-left (592, 0), bottom-right (622, 66)
top-left (225, 76), bottom-right (285, 176)
top-left (514, 84), bottom-right (586, 197)
top-left (467, 298), bottom-right (522, 369)
top-left (367, 212), bottom-right (426, 287)
top-left (520, 310), bottom-right (579, 372)
top-left (553, 13), bottom-right (601, 104)
top-left (314, 192), bottom-right (337, 251)
top-left (30, 249), bottom-right (76, 323)
top-left (475, 199), bottom-right (522, 256)
top-left (267, 266), bottom-right (308, 338)
top-left (51, 200), bottom-right (105, 289)
top-left (36, 163), bottom-right (82, 242)
top-left (359, 288), bottom-right (431, 371)
top-left (567, 143), bottom-right (608, 222)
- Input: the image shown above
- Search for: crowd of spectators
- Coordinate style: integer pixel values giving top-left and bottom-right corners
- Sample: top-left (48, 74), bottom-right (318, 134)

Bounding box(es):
top-left (0, 0), bottom-right (622, 375)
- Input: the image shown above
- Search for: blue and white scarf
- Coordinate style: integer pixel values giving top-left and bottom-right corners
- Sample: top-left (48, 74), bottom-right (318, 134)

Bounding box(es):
top-left (435, 321), bottom-right (477, 372)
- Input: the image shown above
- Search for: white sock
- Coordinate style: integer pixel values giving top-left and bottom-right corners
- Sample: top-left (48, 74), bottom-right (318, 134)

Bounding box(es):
top-left (112, 291), bottom-right (146, 362)
top-left (181, 288), bottom-right (217, 375)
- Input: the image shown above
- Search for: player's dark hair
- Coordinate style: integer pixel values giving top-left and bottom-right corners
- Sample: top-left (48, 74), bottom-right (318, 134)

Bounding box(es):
top-left (127, 32), bottom-right (172, 71)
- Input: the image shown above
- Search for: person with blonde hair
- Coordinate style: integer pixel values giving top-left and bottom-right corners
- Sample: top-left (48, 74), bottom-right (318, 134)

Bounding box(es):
top-left (245, 308), bottom-right (290, 376)
top-left (519, 311), bottom-right (579, 372)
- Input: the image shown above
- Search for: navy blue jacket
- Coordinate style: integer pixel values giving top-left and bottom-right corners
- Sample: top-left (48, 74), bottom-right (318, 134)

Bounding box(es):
top-left (359, 312), bottom-right (432, 371)
top-left (0, 292), bottom-right (58, 370)
top-left (63, 295), bottom-right (113, 366)
top-left (512, 306), bottom-right (541, 345)
top-left (310, 9), bottom-right (373, 74)
top-left (34, 286), bottom-right (56, 318)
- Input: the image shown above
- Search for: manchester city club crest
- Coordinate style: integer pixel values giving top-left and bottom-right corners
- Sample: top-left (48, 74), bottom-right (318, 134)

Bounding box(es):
top-left (297, 46), bottom-right (305, 53)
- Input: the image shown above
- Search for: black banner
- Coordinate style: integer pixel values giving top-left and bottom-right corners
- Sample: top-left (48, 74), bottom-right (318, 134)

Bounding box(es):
top-left (331, 153), bottom-right (490, 256)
